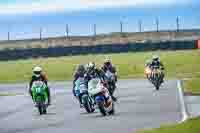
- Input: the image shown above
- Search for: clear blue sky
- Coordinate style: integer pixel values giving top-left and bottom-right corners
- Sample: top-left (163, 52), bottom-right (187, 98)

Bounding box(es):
top-left (0, 0), bottom-right (199, 40)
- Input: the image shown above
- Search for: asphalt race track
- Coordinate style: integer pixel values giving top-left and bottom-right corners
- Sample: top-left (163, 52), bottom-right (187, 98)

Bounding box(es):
top-left (0, 80), bottom-right (182, 133)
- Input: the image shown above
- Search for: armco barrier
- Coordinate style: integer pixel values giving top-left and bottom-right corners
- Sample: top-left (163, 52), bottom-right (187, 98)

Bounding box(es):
top-left (0, 40), bottom-right (197, 61)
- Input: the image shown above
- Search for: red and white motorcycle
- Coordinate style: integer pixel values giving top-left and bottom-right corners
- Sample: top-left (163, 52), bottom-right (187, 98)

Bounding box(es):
top-left (88, 78), bottom-right (115, 116)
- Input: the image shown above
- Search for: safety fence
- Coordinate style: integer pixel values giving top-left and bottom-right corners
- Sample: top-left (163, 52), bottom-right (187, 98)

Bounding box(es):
top-left (0, 40), bottom-right (198, 61)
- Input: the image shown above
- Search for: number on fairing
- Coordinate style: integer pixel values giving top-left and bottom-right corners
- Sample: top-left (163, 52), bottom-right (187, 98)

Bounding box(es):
top-left (80, 84), bottom-right (87, 93)
top-left (35, 87), bottom-right (42, 93)
top-left (105, 71), bottom-right (112, 78)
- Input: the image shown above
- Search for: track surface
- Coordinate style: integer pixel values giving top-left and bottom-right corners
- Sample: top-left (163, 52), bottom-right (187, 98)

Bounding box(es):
top-left (0, 80), bottom-right (182, 133)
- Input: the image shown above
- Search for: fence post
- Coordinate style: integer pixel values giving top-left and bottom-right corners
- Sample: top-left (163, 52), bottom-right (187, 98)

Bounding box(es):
top-left (156, 18), bottom-right (159, 32)
top-left (93, 24), bottom-right (97, 37)
top-left (8, 31), bottom-right (10, 41)
top-left (176, 17), bottom-right (180, 32)
top-left (138, 20), bottom-right (142, 32)
top-left (120, 21), bottom-right (123, 33)
top-left (40, 27), bottom-right (42, 40)
top-left (66, 24), bottom-right (69, 38)
top-left (93, 24), bottom-right (96, 39)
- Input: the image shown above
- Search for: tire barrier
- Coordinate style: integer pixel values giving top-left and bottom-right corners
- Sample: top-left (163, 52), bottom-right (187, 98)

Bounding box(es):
top-left (0, 40), bottom-right (197, 61)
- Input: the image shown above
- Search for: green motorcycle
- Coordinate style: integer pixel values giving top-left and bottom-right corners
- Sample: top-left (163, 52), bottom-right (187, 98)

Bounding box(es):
top-left (31, 81), bottom-right (48, 115)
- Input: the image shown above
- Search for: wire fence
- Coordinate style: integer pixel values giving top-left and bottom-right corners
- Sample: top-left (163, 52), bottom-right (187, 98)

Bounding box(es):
top-left (0, 16), bottom-right (192, 41)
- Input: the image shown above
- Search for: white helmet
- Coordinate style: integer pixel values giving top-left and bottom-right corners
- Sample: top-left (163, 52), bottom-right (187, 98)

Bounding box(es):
top-left (85, 64), bottom-right (89, 69)
top-left (104, 57), bottom-right (111, 63)
top-left (152, 55), bottom-right (159, 60)
top-left (33, 66), bottom-right (42, 77)
top-left (88, 62), bottom-right (95, 70)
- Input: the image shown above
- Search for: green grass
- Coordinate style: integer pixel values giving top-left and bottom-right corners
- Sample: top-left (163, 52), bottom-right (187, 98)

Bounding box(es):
top-left (184, 78), bottom-right (200, 94)
top-left (137, 117), bottom-right (200, 133)
top-left (0, 93), bottom-right (23, 96)
top-left (0, 49), bottom-right (199, 93)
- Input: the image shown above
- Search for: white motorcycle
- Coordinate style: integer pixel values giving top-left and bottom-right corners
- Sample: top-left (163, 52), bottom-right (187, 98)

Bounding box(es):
top-left (88, 78), bottom-right (115, 116)
top-left (74, 77), bottom-right (95, 113)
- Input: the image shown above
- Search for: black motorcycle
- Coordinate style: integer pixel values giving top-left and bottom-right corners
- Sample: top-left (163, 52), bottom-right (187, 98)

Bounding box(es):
top-left (150, 68), bottom-right (163, 90)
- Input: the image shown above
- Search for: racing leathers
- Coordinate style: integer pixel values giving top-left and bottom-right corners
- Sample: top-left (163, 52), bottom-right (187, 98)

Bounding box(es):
top-left (149, 59), bottom-right (165, 82)
top-left (29, 73), bottom-right (51, 105)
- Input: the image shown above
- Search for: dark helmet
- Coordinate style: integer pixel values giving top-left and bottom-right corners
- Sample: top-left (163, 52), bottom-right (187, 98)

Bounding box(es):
top-left (77, 64), bottom-right (85, 72)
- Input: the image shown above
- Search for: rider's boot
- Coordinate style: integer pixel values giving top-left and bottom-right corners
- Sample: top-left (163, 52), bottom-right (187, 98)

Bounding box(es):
top-left (111, 95), bottom-right (117, 102)
top-left (47, 87), bottom-right (51, 106)
top-left (161, 72), bottom-right (165, 83)
top-left (29, 89), bottom-right (36, 105)
top-left (47, 97), bottom-right (51, 106)
top-left (72, 88), bottom-right (76, 97)
top-left (78, 95), bottom-right (83, 108)
top-left (111, 83), bottom-right (117, 102)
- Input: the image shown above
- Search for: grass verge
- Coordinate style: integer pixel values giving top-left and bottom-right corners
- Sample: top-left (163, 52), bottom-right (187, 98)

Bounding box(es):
top-left (0, 49), bottom-right (199, 93)
top-left (184, 78), bottom-right (200, 95)
top-left (137, 117), bottom-right (200, 133)
top-left (0, 93), bottom-right (23, 96)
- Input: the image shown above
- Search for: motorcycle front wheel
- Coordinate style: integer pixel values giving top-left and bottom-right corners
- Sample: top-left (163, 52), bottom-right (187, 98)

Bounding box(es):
top-left (82, 95), bottom-right (94, 113)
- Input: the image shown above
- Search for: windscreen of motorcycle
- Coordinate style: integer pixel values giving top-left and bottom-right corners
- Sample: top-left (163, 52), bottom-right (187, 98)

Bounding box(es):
top-left (75, 77), bottom-right (85, 91)
top-left (88, 78), bottom-right (102, 95)
top-left (152, 69), bottom-right (161, 74)
top-left (32, 81), bottom-right (45, 93)
top-left (105, 71), bottom-right (114, 81)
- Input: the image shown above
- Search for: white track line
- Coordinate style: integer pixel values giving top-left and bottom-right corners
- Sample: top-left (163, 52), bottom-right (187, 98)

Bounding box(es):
top-left (177, 80), bottom-right (188, 123)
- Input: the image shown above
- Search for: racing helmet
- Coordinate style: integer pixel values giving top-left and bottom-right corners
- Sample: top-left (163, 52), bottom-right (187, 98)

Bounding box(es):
top-left (33, 66), bottom-right (42, 78)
